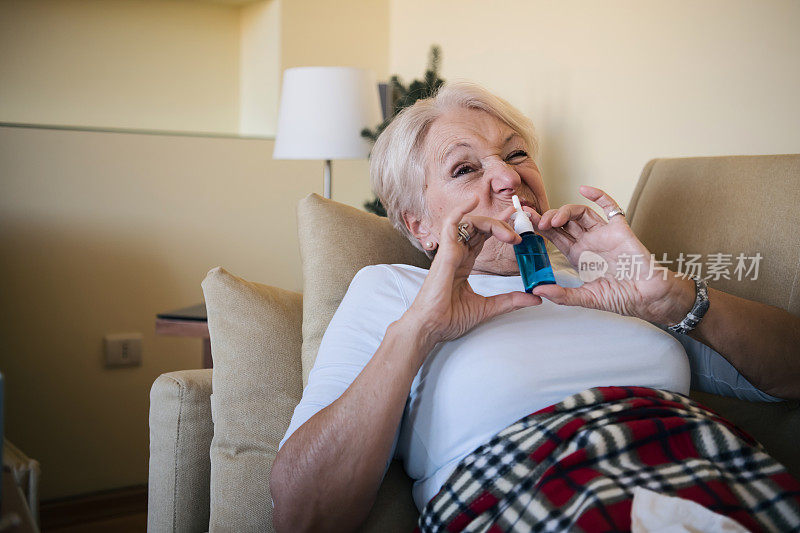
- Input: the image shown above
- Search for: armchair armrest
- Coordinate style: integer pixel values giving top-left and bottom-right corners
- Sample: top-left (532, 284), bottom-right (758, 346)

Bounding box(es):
top-left (148, 368), bottom-right (213, 533)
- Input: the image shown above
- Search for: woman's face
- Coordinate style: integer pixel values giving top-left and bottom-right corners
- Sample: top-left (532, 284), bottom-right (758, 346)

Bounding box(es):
top-left (407, 107), bottom-right (550, 275)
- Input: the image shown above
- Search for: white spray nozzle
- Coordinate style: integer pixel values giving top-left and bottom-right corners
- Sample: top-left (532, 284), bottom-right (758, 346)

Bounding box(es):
top-left (511, 194), bottom-right (535, 234)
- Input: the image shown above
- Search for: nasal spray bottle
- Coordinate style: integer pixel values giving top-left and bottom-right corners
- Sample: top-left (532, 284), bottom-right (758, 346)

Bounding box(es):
top-left (512, 195), bottom-right (556, 292)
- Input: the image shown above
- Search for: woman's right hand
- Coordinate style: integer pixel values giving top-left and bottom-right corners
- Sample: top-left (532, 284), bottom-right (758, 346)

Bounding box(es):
top-left (403, 195), bottom-right (542, 347)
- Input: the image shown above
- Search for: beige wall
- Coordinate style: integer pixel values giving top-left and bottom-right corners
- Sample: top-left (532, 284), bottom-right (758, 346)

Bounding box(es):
top-left (239, 0), bottom-right (281, 136)
top-left (0, 125), bottom-right (376, 499)
top-left (389, 0), bottom-right (800, 210)
top-left (0, 0), bottom-right (388, 500)
top-left (240, 0), bottom-right (392, 134)
top-left (0, 0), bottom-right (391, 136)
top-left (0, 0), bottom-right (241, 133)
top-left (280, 0), bottom-right (390, 78)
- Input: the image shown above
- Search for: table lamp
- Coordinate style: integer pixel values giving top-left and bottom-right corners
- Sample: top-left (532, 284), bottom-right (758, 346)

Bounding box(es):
top-left (273, 67), bottom-right (383, 199)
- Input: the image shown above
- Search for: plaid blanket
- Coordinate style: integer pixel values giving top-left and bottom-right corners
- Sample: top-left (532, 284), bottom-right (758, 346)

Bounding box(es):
top-left (415, 386), bottom-right (800, 532)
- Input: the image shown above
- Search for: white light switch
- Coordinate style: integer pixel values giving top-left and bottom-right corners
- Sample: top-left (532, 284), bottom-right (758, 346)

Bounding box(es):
top-left (104, 333), bottom-right (142, 367)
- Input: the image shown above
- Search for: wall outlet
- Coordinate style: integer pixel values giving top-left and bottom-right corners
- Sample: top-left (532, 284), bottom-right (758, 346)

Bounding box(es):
top-left (104, 333), bottom-right (142, 367)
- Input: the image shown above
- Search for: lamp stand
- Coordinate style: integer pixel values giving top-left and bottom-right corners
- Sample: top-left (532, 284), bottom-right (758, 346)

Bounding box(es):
top-left (323, 159), bottom-right (332, 199)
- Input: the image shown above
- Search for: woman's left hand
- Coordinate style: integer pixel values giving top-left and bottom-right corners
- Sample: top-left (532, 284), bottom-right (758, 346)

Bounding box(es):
top-left (522, 185), bottom-right (695, 326)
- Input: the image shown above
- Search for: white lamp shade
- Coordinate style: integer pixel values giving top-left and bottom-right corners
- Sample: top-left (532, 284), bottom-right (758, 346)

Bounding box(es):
top-left (273, 67), bottom-right (383, 160)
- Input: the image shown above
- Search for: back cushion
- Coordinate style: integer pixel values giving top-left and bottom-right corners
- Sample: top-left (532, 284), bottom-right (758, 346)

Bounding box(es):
top-left (628, 154), bottom-right (800, 479)
top-left (203, 267), bottom-right (303, 532)
top-left (627, 155), bottom-right (800, 315)
top-left (298, 194), bottom-right (431, 386)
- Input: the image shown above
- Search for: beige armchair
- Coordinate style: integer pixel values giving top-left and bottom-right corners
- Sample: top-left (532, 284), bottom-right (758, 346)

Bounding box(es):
top-left (148, 155), bottom-right (800, 532)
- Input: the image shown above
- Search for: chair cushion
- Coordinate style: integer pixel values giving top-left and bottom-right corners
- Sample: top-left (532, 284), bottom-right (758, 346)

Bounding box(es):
top-left (360, 461), bottom-right (420, 531)
top-left (202, 267), bottom-right (303, 532)
top-left (297, 193), bottom-right (431, 386)
top-left (627, 154), bottom-right (800, 314)
top-left (628, 155), bottom-right (800, 481)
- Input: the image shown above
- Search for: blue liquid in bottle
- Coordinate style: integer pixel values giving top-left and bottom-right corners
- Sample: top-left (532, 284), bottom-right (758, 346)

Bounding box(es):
top-left (514, 231), bottom-right (556, 292)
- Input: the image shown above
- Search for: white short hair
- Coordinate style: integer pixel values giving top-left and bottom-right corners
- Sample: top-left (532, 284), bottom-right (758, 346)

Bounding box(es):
top-left (369, 81), bottom-right (539, 256)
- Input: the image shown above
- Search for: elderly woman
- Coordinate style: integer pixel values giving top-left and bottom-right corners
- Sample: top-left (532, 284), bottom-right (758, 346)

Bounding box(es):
top-left (270, 83), bottom-right (800, 532)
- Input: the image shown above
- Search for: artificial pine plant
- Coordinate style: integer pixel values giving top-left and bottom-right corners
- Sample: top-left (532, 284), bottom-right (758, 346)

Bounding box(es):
top-left (362, 45), bottom-right (445, 216)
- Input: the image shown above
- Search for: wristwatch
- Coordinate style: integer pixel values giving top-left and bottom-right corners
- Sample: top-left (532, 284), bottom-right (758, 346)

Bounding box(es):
top-left (667, 276), bottom-right (710, 334)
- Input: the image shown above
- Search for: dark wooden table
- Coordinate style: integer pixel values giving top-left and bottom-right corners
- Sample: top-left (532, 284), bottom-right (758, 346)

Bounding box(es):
top-left (155, 303), bottom-right (211, 368)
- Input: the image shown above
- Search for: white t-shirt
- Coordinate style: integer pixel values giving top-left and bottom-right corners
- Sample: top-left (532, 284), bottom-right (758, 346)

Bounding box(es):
top-left (280, 258), bottom-right (696, 511)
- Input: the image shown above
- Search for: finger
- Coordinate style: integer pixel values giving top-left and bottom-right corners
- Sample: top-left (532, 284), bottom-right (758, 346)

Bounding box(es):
top-left (444, 195), bottom-right (480, 228)
top-left (433, 195), bottom-right (482, 279)
top-left (463, 214), bottom-right (521, 245)
top-left (578, 185), bottom-right (626, 224)
top-left (539, 207), bottom-right (580, 237)
top-left (529, 207), bottom-right (577, 243)
top-left (548, 205), bottom-right (579, 228)
top-left (457, 229), bottom-right (490, 273)
top-left (441, 219), bottom-right (492, 274)
top-left (437, 195), bottom-right (480, 255)
top-left (440, 196), bottom-right (486, 251)
top-left (483, 291), bottom-right (542, 319)
top-left (497, 204), bottom-right (517, 223)
top-left (524, 207), bottom-right (575, 248)
top-left (546, 204), bottom-right (603, 232)
top-left (530, 284), bottom-right (597, 309)
top-left (538, 208), bottom-right (558, 230)
top-left (558, 217), bottom-right (584, 241)
top-left (501, 205), bottom-right (541, 238)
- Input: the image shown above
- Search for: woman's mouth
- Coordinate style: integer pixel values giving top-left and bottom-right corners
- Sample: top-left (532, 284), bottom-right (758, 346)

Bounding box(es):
top-left (505, 195), bottom-right (539, 220)
top-left (516, 198), bottom-right (534, 210)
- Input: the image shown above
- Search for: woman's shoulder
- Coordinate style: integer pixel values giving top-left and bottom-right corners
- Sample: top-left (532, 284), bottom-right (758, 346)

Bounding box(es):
top-left (352, 263), bottom-right (429, 287)
top-left (346, 263), bottom-right (428, 307)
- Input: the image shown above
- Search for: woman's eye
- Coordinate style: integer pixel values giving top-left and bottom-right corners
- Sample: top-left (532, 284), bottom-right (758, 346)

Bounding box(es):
top-left (506, 150), bottom-right (528, 162)
top-left (453, 165), bottom-right (474, 177)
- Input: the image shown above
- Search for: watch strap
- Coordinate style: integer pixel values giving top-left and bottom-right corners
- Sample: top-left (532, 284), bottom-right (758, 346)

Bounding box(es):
top-left (667, 276), bottom-right (710, 335)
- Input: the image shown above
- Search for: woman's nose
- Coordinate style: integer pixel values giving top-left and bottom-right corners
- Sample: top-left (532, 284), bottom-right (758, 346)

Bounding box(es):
top-left (486, 159), bottom-right (521, 194)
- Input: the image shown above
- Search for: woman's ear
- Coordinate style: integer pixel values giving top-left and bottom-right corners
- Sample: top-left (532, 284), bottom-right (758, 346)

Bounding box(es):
top-left (402, 211), bottom-right (437, 251)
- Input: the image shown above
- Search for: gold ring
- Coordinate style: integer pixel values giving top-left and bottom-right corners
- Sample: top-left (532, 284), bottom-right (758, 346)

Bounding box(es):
top-left (456, 222), bottom-right (471, 244)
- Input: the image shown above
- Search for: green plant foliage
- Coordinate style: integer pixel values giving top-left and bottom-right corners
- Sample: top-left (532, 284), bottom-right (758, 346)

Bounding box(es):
top-left (362, 45), bottom-right (445, 216)
top-left (362, 196), bottom-right (387, 218)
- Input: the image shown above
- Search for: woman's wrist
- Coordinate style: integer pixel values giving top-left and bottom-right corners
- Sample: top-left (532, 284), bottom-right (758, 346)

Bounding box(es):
top-left (644, 271), bottom-right (697, 327)
top-left (388, 313), bottom-right (439, 365)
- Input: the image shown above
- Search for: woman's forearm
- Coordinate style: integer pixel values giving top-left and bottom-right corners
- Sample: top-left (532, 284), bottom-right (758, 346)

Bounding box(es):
top-left (270, 316), bottom-right (435, 532)
top-left (688, 287), bottom-right (800, 400)
top-left (658, 276), bottom-right (800, 400)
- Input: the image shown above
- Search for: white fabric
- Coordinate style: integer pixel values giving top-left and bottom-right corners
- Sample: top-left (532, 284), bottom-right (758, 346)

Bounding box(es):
top-left (631, 486), bottom-right (749, 532)
top-left (279, 262), bottom-right (695, 511)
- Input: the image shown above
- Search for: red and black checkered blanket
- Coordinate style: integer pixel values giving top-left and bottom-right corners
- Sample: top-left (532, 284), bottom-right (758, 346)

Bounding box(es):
top-left (415, 386), bottom-right (800, 532)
